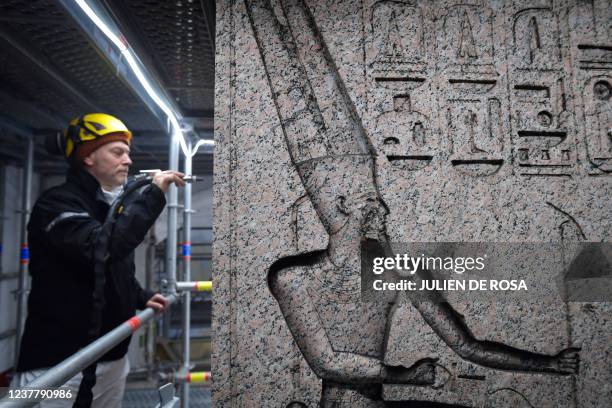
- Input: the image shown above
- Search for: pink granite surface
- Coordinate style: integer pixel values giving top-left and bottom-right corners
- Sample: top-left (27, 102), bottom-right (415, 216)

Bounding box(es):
top-left (212, 1), bottom-right (611, 406)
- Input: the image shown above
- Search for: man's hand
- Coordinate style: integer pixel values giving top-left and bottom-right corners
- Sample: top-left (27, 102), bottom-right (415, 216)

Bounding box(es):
top-left (146, 293), bottom-right (169, 314)
top-left (152, 170), bottom-right (185, 192)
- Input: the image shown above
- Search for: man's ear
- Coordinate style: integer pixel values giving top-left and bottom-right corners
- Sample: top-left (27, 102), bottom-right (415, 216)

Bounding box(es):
top-left (336, 195), bottom-right (350, 215)
top-left (82, 152), bottom-right (95, 168)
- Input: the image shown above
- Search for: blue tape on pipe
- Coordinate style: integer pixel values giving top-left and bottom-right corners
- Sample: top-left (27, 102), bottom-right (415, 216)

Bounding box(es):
top-left (20, 245), bottom-right (29, 260)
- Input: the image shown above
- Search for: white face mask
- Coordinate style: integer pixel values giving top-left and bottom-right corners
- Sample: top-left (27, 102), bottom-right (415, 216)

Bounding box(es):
top-left (100, 185), bottom-right (124, 205)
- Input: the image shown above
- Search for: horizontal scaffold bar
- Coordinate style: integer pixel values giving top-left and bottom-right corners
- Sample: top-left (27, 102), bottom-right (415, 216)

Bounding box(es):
top-left (172, 371), bottom-right (212, 384)
top-left (175, 281), bottom-right (212, 292)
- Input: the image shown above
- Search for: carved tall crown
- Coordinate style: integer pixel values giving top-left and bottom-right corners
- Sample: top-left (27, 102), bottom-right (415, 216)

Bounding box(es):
top-left (247, 0), bottom-right (377, 233)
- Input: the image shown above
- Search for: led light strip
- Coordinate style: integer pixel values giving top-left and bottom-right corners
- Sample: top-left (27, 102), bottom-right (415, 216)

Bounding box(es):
top-left (73, 0), bottom-right (214, 158)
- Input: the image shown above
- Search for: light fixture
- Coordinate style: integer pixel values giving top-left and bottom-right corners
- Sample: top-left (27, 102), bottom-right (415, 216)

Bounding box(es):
top-left (73, 0), bottom-right (213, 158)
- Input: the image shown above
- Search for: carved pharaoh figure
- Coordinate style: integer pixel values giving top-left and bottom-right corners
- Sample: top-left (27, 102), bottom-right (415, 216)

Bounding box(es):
top-left (244, 0), bottom-right (580, 406)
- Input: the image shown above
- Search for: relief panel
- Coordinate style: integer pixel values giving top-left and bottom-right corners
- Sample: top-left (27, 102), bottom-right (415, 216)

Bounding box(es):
top-left (214, 1), bottom-right (612, 407)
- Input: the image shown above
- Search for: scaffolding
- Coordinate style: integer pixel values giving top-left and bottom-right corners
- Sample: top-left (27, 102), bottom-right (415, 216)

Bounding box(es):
top-left (0, 121), bottom-right (36, 374)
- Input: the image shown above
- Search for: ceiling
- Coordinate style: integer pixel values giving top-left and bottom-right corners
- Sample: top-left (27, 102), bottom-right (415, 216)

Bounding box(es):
top-left (0, 0), bottom-right (215, 176)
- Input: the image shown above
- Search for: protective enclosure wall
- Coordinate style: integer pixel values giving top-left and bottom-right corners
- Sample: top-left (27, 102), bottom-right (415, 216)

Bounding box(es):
top-left (213, 0), bottom-right (611, 406)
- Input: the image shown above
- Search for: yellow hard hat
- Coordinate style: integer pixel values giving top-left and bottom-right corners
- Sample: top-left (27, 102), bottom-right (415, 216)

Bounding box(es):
top-left (64, 113), bottom-right (132, 161)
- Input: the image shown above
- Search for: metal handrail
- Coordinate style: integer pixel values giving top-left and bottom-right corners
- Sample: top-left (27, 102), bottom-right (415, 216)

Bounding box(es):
top-left (0, 294), bottom-right (176, 408)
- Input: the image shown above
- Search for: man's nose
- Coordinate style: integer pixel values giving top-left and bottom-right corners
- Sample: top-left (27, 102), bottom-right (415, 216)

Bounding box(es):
top-left (124, 154), bottom-right (132, 166)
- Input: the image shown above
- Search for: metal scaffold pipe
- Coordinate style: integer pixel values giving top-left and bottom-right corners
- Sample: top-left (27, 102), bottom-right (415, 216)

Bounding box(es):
top-left (0, 166), bottom-right (4, 277)
top-left (160, 371), bottom-right (212, 384)
top-left (0, 294), bottom-right (177, 408)
top-left (14, 134), bottom-right (34, 369)
top-left (175, 281), bottom-right (212, 292)
top-left (165, 129), bottom-right (180, 293)
top-left (180, 139), bottom-right (193, 408)
top-left (145, 230), bottom-right (156, 381)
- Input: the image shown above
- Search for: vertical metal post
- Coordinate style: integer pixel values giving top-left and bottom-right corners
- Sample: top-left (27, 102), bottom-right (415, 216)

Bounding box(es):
top-left (15, 134), bottom-right (34, 368)
top-left (166, 129), bottom-right (180, 290)
top-left (164, 126), bottom-right (180, 340)
top-left (144, 229), bottom-right (156, 380)
top-left (0, 165), bottom-right (4, 275)
top-left (180, 140), bottom-right (192, 408)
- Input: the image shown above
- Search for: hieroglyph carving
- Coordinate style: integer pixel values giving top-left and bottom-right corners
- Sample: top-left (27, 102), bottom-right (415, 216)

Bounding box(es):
top-left (437, 3), bottom-right (496, 76)
top-left (583, 76), bottom-right (611, 172)
top-left (373, 95), bottom-right (434, 171)
top-left (567, 0), bottom-right (610, 175)
top-left (513, 8), bottom-right (562, 70)
top-left (365, 1), bottom-right (438, 173)
top-left (509, 6), bottom-right (575, 176)
top-left (437, 2), bottom-right (506, 176)
top-left (369, 0), bottom-right (428, 75)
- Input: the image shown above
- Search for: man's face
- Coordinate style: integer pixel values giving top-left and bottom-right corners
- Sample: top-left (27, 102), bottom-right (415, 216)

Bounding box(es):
top-left (83, 141), bottom-right (132, 188)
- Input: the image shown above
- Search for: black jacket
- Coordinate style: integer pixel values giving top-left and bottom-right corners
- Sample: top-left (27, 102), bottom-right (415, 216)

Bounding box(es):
top-left (17, 166), bottom-right (166, 372)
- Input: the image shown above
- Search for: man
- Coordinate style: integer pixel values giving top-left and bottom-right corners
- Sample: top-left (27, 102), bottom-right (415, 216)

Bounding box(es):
top-left (12, 113), bottom-right (185, 407)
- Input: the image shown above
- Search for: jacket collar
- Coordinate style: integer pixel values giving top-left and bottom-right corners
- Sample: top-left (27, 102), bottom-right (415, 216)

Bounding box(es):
top-left (66, 165), bottom-right (101, 198)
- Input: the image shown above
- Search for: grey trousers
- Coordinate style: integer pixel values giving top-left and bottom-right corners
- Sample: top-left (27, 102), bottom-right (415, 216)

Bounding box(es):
top-left (10, 356), bottom-right (130, 408)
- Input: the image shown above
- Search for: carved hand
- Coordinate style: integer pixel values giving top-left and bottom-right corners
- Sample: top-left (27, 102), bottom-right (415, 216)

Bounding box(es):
top-left (383, 360), bottom-right (436, 385)
top-left (550, 347), bottom-right (581, 374)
